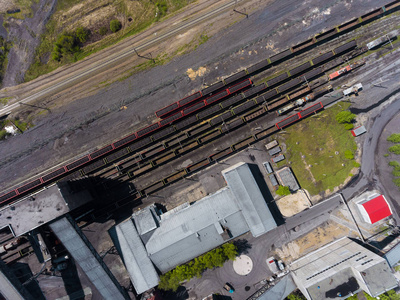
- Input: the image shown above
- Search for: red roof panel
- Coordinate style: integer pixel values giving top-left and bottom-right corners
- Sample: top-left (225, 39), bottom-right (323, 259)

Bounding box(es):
top-left (362, 195), bottom-right (392, 224)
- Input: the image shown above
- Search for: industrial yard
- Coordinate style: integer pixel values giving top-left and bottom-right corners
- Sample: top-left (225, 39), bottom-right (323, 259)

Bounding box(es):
top-left (1, 0), bottom-right (400, 299)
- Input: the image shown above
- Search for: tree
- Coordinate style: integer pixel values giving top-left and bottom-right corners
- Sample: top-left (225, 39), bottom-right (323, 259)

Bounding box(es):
top-left (110, 19), bottom-right (122, 33)
top-left (99, 26), bottom-right (108, 35)
top-left (75, 26), bottom-right (89, 43)
top-left (56, 34), bottom-right (75, 53)
top-left (335, 111), bottom-right (356, 124)
top-left (222, 243), bottom-right (238, 260)
top-left (344, 123), bottom-right (354, 130)
top-left (387, 133), bottom-right (400, 143)
top-left (276, 185), bottom-right (290, 196)
top-left (344, 150), bottom-right (354, 160)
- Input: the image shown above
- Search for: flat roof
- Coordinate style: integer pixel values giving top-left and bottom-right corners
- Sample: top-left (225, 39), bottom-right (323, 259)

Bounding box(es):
top-left (0, 183), bottom-right (92, 236)
top-left (222, 162), bottom-right (277, 237)
top-left (276, 167), bottom-right (300, 191)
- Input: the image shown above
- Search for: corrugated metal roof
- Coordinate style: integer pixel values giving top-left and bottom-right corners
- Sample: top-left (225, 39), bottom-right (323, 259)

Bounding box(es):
top-left (116, 219), bottom-right (159, 294)
top-left (222, 162), bottom-right (277, 237)
top-left (132, 205), bottom-right (159, 235)
top-left (50, 217), bottom-right (128, 300)
top-left (361, 195), bottom-right (392, 224)
top-left (255, 275), bottom-right (296, 300)
top-left (384, 242), bottom-right (400, 267)
top-left (276, 167), bottom-right (300, 191)
top-left (352, 125), bottom-right (367, 136)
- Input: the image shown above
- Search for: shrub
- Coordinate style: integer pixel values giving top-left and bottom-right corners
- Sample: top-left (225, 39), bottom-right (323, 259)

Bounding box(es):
top-left (158, 243), bottom-right (238, 291)
top-left (335, 111), bottom-right (355, 124)
top-left (353, 161), bottom-right (360, 167)
top-left (75, 26), bottom-right (90, 43)
top-left (156, 2), bottom-right (168, 18)
top-left (276, 185), bottom-right (290, 196)
top-left (389, 145), bottom-right (400, 155)
top-left (344, 150), bottom-right (354, 160)
top-left (56, 34), bottom-right (75, 53)
top-left (384, 154), bottom-right (389, 157)
top-left (344, 123), bottom-right (354, 130)
top-left (110, 19), bottom-right (122, 33)
top-left (389, 161), bottom-right (400, 168)
top-left (387, 133), bottom-right (400, 143)
top-left (394, 178), bottom-right (400, 188)
top-left (99, 26), bottom-right (108, 35)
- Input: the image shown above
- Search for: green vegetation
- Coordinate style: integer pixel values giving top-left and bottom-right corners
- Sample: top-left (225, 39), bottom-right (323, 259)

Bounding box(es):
top-left (353, 161), bottom-right (360, 168)
top-left (336, 110), bottom-right (356, 124)
top-left (344, 123), bottom-right (354, 130)
top-left (285, 291), bottom-right (306, 300)
top-left (389, 161), bottom-right (400, 187)
top-left (0, 37), bottom-right (12, 82)
top-left (158, 243), bottom-right (237, 292)
top-left (0, 96), bottom-right (12, 105)
top-left (387, 133), bottom-right (400, 143)
top-left (276, 185), bottom-right (291, 196)
top-left (110, 19), bottom-right (122, 33)
top-left (276, 103), bottom-right (357, 195)
top-left (389, 144), bottom-right (400, 155)
top-left (25, 0), bottom-right (193, 82)
top-left (51, 26), bottom-right (91, 61)
top-left (75, 27), bottom-right (90, 43)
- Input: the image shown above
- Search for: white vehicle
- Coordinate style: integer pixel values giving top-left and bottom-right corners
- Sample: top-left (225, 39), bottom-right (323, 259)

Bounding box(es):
top-left (267, 257), bottom-right (279, 274)
top-left (277, 260), bottom-right (285, 271)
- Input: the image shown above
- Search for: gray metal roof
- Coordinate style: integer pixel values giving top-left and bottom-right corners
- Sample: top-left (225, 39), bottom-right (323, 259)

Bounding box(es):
top-left (276, 167), bottom-right (300, 191)
top-left (256, 275), bottom-right (297, 300)
top-left (222, 162), bottom-right (277, 237)
top-left (384, 242), bottom-right (400, 267)
top-left (50, 217), bottom-right (128, 300)
top-left (352, 126), bottom-right (367, 136)
top-left (290, 237), bottom-right (397, 300)
top-left (132, 205), bottom-right (159, 236)
top-left (146, 188), bottom-right (249, 272)
top-left (116, 219), bottom-right (159, 294)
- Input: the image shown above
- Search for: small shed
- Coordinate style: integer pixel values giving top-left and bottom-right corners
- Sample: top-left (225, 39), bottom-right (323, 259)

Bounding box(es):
top-left (272, 154), bottom-right (285, 163)
top-left (265, 140), bottom-right (278, 150)
top-left (357, 194), bottom-right (392, 224)
top-left (351, 125), bottom-right (366, 137)
top-left (269, 174), bottom-right (278, 186)
top-left (268, 146), bottom-right (282, 156)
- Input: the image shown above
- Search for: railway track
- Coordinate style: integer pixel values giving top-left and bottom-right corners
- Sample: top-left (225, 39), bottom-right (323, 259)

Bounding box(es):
top-left (1, 0), bottom-right (400, 208)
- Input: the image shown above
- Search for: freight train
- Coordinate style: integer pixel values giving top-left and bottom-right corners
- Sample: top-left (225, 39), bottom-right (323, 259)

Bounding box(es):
top-left (1, 0), bottom-right (399, 206)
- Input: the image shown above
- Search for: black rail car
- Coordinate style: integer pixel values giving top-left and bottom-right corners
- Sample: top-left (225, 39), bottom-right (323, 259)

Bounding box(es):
top-left (277, 78), bottom-right (303, 93)
top-left (312, 51), bottom-right (334, 65)
top-left (0, 190), bottom-right (17, 203)
top-left (159, 112), bottom-right (183, 126)
top-left (188, 123), bottom-right (212, 137)
top-left (315, 28), bottom-right (338, 42)
top-left (178, 91), bottom-right (202, 107)
top-left (299, 102), bottom-right (323, 118)
top-left (206, 90), bottom-right (229, 105)
top-left (90, 145), bottom-right (114, 160)
top-left (292, 39), bottom-right (314, 53)
top-left (202, 81), bottom-right (224, 95)
top-left (276, 114), bottom-right (300, 129)
top-left (232, 100), bottom-right (257, 115)
top-left (66, 156), bottom-right (90, 171)
top-left (151, 126), bottom-right (176, 141)
top-left (258, 89), bottom-right (278, 103)
top-left (246, 59), bottom-right (270, 74)
top-left (113, 132), bottom-right (137, 148)
top-left (269, 49), bottom-right (292, 63)
top-left (221, 118), bottom-right (244, 132)
top-left (289, 61), bottom-right (312, 76)
top-left (333, 40), bottom-right (357, 55)
top-left (267, 73), bottom-right (289, 87)
top-left (82, 159), bottom-right (106, 174)
top-left (243, 83), bottom-right (267, 98)
top-left (361, 8), bottom-right (383, 22)
top-left (129, 136), bottom-right (152, 152)
top-left (224, 70), bottom-right (248, 85)
top-left (228, 79), bottom-right (251, 94)
top-left (197, 105), bottom-right (223, 120)
top-left (303, 67), bottom-right (324, 80)
top-left (137, 123), bottom-right (160, 137)
top-left (220, 94), bottom-right (245, 109)
top-left (183, 101), bottom-right (205, 115)
top-left (338, 19), bottom-right (359, 32)
top-left (42, 167), bottom-right (66, 182)
top-left (155, 103), bottom-right (179, 119)
top-left (209, 111), bottom-right (233, 126)
top-left (174, 115), bottom-right (198, 131)
top-left (17, 179), bottom-right (42, 194)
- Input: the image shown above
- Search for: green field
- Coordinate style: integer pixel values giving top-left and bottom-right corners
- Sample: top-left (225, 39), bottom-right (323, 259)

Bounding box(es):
top-left (273, 102), bottom-right (357, 196)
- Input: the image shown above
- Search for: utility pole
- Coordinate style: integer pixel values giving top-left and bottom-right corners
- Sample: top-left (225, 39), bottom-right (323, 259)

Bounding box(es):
top-left (134, 48), bottom-right (155, 63)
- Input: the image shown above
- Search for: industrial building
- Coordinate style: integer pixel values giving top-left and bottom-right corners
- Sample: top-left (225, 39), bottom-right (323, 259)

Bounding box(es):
top-left (113, 162), bottom-right (277, 294)
top-left (276, 167), bottom-right (300, 192)
top-left (290, 237), bottom-right (397, 300)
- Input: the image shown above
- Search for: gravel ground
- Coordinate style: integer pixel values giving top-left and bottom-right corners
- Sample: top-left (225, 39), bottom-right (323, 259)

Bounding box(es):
top-left (0, 0), bottom-right (392, 192)
top-left (1, 0), bottom-right (57, 87)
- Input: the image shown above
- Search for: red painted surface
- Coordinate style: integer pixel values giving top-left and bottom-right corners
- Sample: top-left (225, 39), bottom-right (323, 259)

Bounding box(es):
top-left (362, 195), bottom-right (392, 224)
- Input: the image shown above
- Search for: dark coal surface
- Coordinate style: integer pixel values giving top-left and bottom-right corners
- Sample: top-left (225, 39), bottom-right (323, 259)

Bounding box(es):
top-left (0, 0), bottom-right (391, 191)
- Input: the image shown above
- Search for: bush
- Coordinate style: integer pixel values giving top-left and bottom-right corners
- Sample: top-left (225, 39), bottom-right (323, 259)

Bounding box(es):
top-left (99, 26), bottom-right (108, 35)
top-left (335, 111), bottom-right (355, 124)
top-left (384, 154), bottom-right (389, 157)
top-left (344, 150), bottom-right (354, 160)
top-left (387, 133), bottom-right (400, 143)
top-left (110, 19), bottom-right (122, 33)
top-left (353, 161), bottom-right (360, 167)
top-left (389, 161), bottom-right (400, 168)
top-left (389, 145), bottom-right (400, 155)
top-left (56, 34), bottom-right (75, 53)
top-left (158, 243), bottom-right (238, 291)
top-left (156, 2), bottom-right (168, 18)
top-left (394, 178), bottom-right (400, 188)
top-left (344, 123), bottom-right (354, 130)
top-left (75, 26), bottom-right (90, 43)
top-left (276, 185), bottom-right (290, 196)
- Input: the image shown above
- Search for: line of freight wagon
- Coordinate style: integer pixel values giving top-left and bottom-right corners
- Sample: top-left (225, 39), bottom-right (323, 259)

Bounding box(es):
top-left (154, 0), bottom-right (400, 119)
top-left (1, 0), bottom-right (399, 205)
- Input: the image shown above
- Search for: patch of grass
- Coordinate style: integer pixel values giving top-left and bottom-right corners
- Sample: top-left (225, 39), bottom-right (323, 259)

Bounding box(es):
top-left (26, 0), bottom-right (193, 82)
top-left (387, 133), bottom-right (400, 143)
top-left (0, 97), bottom-right (12, 105)
top-left (353, 161), bottom-right (360, 168)
top-left (0, 129), bottom-right (9, 140)
top-left (13, 120), bottom-right (29, 132)
top-left (384, 153), bottom-right (389, 157)
top-left (277, 102), bottom-right (356, 195)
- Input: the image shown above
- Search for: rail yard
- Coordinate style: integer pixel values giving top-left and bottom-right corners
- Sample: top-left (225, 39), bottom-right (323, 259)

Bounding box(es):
top-left (1, 0), bottom-right (400, 299)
